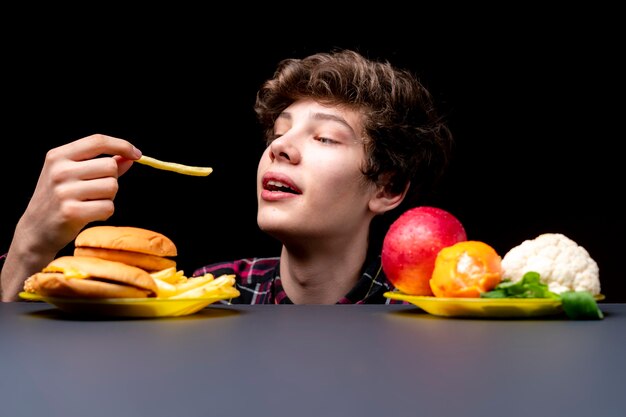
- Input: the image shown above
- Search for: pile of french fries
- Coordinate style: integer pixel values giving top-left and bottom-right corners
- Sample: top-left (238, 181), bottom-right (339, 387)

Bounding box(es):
top-left (150, 267), bottom-right (240, 300)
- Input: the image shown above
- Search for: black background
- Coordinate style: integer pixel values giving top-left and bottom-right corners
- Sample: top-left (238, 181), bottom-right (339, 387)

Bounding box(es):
top-left (2, 11), bottom-right (623, 301)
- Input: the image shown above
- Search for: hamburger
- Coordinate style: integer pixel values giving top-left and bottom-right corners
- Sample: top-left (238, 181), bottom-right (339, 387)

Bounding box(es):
top-left (24, 255), bottom-right (158, 298)
top-left (73, 225), bottom-right (177, 272)
top-left (24, 226), bottom-right (177, 299)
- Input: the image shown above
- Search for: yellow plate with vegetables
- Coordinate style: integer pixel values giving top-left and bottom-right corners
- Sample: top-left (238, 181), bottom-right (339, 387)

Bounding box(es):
top-left (384, 291), bottom-right (605, 318)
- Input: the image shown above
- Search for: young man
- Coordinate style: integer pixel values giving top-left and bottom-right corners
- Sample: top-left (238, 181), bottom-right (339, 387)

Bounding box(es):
top-left (1, 49), bottom-right (453, 303)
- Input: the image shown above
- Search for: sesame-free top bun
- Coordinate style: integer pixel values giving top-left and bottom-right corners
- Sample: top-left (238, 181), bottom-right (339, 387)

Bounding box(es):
top-left (73, 226), bottom-right (177, 271)
top-left (75, 226), bottom-right (177, 257)
top-left (40, 255), bottom-right (158, 298)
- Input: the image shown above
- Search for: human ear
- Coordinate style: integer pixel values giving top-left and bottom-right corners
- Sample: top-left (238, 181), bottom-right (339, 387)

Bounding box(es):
top-left (368, 181), bottom-right (409, 215)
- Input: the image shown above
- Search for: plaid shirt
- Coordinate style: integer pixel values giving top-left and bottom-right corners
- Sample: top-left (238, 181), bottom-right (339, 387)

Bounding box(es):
top-left (192, 256), bottom-right (406, 305)
top-left (0, 252), bottom-right (406, 304)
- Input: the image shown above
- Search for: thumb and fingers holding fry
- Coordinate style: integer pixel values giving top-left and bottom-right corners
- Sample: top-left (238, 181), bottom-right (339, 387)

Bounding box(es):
top-left (61, 135), bottom-right (211, 176)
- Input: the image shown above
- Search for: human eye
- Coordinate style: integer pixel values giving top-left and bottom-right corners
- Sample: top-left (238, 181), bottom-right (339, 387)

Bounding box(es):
top-left (315, 136), bottom-right (339, 145)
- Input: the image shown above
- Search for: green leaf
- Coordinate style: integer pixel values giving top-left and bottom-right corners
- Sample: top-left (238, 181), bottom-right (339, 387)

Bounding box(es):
top-left (480, 289), bottom-right (508, 298)
top-left (560, 291), bottom-right (604, 320)
top-left (480, 271), bottom-right (558, 299)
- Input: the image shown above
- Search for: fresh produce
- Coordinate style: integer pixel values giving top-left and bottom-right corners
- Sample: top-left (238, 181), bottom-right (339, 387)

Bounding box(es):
top-left (429, 240), bottom-right (503, 298)
top-left (382, 206), bottom-right (467, 295)
top-left (500, 233), bottom-right (600, 295)
top-left (381, 213), bottom-right (604, 320)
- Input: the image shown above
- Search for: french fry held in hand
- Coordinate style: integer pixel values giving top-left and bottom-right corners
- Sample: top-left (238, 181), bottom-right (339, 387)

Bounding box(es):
top-left (137, 155), bottom-right (213, 177)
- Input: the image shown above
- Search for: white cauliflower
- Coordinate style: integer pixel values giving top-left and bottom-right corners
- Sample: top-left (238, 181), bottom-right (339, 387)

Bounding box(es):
top-left (501, 233), bottom-right (600, 295)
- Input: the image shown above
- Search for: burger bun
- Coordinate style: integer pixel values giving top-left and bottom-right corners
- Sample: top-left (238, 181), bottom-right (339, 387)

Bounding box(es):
top-left (73, 226), bottom-right (177, 272)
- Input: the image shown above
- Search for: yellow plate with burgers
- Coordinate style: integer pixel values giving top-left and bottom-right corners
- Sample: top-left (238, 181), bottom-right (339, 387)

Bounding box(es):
top-left (384, 292), bottom-right (605, 318)
top-left (19, 255), bottom-right (238, 318)
top-left (19, 226), bottom-right (239, 318)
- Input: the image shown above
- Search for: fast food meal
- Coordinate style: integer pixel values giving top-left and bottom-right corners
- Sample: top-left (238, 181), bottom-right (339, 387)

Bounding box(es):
top-left (136, 155), bottom-right (213, 176)
top-left (23, 226), bottom-right (240, 302)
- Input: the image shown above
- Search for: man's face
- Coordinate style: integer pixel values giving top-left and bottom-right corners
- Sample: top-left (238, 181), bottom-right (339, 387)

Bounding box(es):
top-left (256, 99), bottom-right (378, 246)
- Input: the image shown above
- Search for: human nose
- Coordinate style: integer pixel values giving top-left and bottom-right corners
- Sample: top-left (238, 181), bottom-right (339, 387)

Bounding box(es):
top-left (268, 134), bottom-right (301, 164)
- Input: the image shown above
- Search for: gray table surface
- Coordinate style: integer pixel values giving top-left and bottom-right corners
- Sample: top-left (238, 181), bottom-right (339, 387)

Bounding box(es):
top-left (1, 302), bottom-right (624, 417)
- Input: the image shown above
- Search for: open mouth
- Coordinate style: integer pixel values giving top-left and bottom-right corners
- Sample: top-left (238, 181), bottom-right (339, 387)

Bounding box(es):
top-left (264, 180), bottom-right (301, 194)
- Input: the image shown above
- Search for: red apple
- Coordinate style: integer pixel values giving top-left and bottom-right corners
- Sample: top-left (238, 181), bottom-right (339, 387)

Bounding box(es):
top-left (381, 206), bottom-right (467, 295)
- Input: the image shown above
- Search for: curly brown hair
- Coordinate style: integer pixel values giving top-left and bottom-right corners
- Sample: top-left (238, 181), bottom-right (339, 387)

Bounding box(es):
top-left (254, 48), bottom-right (453, 208)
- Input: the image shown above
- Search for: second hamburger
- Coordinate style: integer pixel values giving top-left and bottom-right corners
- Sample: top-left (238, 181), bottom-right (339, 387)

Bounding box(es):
top-left (25, 255), bottom-right (158, 298)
